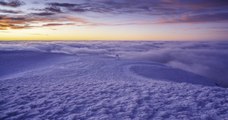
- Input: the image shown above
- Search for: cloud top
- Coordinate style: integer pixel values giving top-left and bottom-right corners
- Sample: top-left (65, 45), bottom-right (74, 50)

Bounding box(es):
top-left (1, 41), bottom-right (228, 87)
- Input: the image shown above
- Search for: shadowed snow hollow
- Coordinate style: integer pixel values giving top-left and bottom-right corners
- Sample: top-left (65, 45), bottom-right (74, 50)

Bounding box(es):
top-left (128, 63), bottom-right (216, 86)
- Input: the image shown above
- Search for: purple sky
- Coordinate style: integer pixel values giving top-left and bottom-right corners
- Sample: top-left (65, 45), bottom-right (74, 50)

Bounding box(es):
top-left (0, 0), bottom-right (228, 40)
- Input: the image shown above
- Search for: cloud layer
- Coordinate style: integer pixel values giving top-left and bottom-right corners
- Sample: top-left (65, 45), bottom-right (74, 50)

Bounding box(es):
top-left (0, 41), bottom-right (228, 87)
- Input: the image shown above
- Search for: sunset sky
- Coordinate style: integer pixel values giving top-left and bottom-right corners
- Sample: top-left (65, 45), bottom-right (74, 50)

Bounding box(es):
top-left (0, 0), bottom-right (228, 41)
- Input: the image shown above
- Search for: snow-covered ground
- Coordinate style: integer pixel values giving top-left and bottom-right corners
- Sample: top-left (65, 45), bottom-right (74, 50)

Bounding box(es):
top-left (0, 41), bottom-right (228, 120)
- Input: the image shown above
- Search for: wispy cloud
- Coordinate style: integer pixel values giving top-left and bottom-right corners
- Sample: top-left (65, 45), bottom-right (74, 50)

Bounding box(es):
top-left (0, 14), bottom-right (89, 30)
top-left (44, 6), bottom-right (62, 13)
top-left (32, 12), bottom-right (56, 16)
top-left (0, 9), bottom-right (22, 14)
top-left (158, 12), bottom-right (228, 23)
top-left (45, 0), bottom-right (228, 14)
top-left (42, 23), bottom-right (75, 27)
top-left (48, 2), bottom-right (77, 8)
top-left (0, 0), bottom-right (24, 7)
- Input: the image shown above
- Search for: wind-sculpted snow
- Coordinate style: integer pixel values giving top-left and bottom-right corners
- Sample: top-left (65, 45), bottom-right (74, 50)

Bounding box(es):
top-left (0, 51), bottom-right (72, 77)
top-left (0, 55), bottom-right (228, 120)
top-left (0, 41), bottom-right (228, 119)
top-left (1, 41), bottom-right (228, 86)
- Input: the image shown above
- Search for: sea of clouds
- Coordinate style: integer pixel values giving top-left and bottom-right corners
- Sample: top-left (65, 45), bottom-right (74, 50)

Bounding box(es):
top-left (0, 41), bottom-right (228, 87)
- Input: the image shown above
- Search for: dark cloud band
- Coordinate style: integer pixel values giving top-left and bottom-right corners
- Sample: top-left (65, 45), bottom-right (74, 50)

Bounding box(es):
top-left (0, 0), bottom-right (24, 7)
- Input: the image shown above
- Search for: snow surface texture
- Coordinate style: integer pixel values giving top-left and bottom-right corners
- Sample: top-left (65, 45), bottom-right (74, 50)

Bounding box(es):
top-left (0, 41), bottom-right (228, 120)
